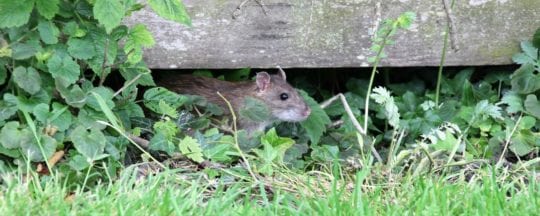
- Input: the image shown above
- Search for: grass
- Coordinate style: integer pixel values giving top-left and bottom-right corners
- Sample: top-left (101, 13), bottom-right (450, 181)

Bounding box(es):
top-left (0, 164), bottom-right (538, 215)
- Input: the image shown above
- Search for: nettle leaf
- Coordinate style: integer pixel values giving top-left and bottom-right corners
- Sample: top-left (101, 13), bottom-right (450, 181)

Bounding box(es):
top-left (0, 121), bottom-right (32, 149)
top-left (178, 136), bottom-right (204, 163)
top-left (87, 27), bottom-right (118, 76)
top-left (70, 126), bottom-right (107, 161)
top-left (299, 90), bottom-right (331, 144)
top-left (67, 37), bottom-right (96, 60)
top-left (260, 128), bottom-right (295, 163)
top-left (93, 0), bottom-right (124, 33)
top-left (143, 87), bottom-right (187, 113)
top-left (524, 95), bottom-right (540, 119)
top-left (474, 100), bottom-right (503, 121)
top-left (148, 0), bottom-right (191, 26)
top-left (511, 64), bottom-right (540, 94)
top-left (125, 24), bottom-right (155, 64)
top-left (119, 61), bottom-right (155, 86)
top-left (36, 0), bottom-right (60, 19)
top-left (38, 19), bottom-right (60, 44)
top-left (0, 0), bottom-right (34, 28)
top-left (13, 66), bottom-right (41, 95)
top-left (239, 97), bottom-right (270, 122)
top-left (500, 91), bottom-right (523, 114)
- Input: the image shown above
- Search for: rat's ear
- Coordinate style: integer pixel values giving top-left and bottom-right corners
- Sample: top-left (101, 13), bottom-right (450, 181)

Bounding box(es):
top-left (277, 66), bottom-right (286, 81)
top-left (256, 72), bottom-right (271, 92)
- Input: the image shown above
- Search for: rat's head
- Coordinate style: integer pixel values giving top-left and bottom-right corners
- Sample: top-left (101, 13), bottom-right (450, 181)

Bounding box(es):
top-left (254, 70), bottom-right (311, 122)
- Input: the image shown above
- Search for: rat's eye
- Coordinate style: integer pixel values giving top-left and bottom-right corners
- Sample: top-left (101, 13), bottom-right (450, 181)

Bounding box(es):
top-left (280, 93), bottom-right (289, 101)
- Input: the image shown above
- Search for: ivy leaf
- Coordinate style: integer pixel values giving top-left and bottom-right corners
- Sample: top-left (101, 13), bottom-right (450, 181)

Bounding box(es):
top-left (93, 0), bottom-right (124, 33)
top-left (524, 95), bottom-right (540, 119)
top-left (0, 0), bottom-right (34, 28)
top-left (299, 90), bottom-right (331, 144)
top-left (178, 136), bottom-right (204, 163)
top-left (67, 37), bottom-right (96, 60)
top-left (36, 0), bottom-right (59, 19)
top-left (148, 0), bottom-right (191, 26)
top-left (47, 53), bottom-right (81, 85)
top-left (38, 19), bottom-right (60, 44)
top-left (13, 66), bottom-right (41, 95)
top-left (70, 126), bottom-right (107, 161)
top-left (239, 97), bottom-right (270, 122)
top-left (125, 24), bottom-right (155, 64)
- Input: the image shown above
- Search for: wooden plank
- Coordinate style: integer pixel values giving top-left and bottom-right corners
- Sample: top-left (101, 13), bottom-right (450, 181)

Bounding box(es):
top-left (125, 0), bottom-right (540, 69)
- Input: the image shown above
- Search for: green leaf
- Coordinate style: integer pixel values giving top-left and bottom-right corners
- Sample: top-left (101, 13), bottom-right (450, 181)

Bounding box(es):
top-left (21, 134), bottom-right (57, 162)
top-left (260, 128), bottom-right (295, 163)
top-left (13, 66), bottom-right (41, 95)
top-left (533, 27), bottom-right (540, 49)
top-left (36, 0), bottom-right (59, 19)
top-left (67, 37), bottom-right (96, 60)
top-left (178, 136), bottom-right (204, 163)
top-left (511, 64), bottom-right (540, 94)
top-left (32, 102), bottom-right (72, 131)
top-left (86, 87), bottom-right (114, 111)
top-left (149, 133), bottom-right (176, 155)
top-left (143, 87), bottom-right (187, 113)
top-left (225, 68), bottom-right (251, 81)
top-left (0, 64), bottom-right (6, 85)
top-left (47, 53), bottom-right (81, 85)
top-left (93, 0), bottom-right (124, 33)
top-left (239, 97), bottom-right (270, 122)
top-left (68, 154), bottom-right (90, 171)
top-left (56, 80), bottom-right (86, 108)
top-left (524, 95), bottom-right (540, 119)
top-left (148, 0), bottom-right (191, 26)
top-left (70, 126), bottom-right (107, 161)
top-left (299, 90), bottom-right (330, 144)
top-left (38, 19), bottom-right (60, 44)
top-left (500, 91), bottom-right (523, 114)
top-left (119, 62), bottom-right (155, 86)
top-left (0, 0), bottom-right (34, 28)
top-left (0, 95), bottom-right (18, 122)
top-left (0, 122), bottom-right (32, 149)
top-left (125, 24), bottom-right (155, 63)
top-left (11, 42), bottom-right (38, 60)
top-left (510, 130), bottom-right (537, 156)
top-left (371, 86), bottom-right (400, 128)
top-left (87, 28), bottom-right (118, 76)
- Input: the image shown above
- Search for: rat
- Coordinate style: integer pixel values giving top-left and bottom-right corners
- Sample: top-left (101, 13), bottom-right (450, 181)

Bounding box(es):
top-left (159, 70), bottom-right (311, 134)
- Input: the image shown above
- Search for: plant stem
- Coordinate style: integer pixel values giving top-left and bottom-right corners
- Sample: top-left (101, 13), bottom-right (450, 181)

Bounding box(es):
top-left (435, 0), bottom-right (456, 105)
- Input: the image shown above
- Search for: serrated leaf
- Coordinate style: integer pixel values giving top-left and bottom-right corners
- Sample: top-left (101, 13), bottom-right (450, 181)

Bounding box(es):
top-left (93, 0), bottom-right (124, 33)
top-left (67, 37), bottom-right (96, 60)
top-left (13, 66), bottom-right (41, 95)
top-left (86, 87), bottom-right (114, 111)
top-left (299, 90), bottom-right (330, 144)
top-left (239, 97), bottom-right (270, 122)
top-left (70, 126), bottom-right (107, 161)
top-left (47, 53), bottom-right (80, 85)
top-left (524, 95), bottom-right (540, 119)
top-left (148, 0), bottom-right (191, 26)
top-left (119, 61), bottom-right (156, 86)
top-left (371, 86), bottom-right (400, 128)
top-left (143, 87), bottom-right (187, 114)
top-left (510, 130), bottom-right (536, 156)
top-left (149, 132), bottom-right (176, 155)
top-left (179, 136), bottom-right (204, 163)
top-left (153, 120), bottom-right (178, 139)
top-left (260, 128), bottom-right (295, 163)
top-left (38, 19), bottom-right (60, 44)
top-left (521, 41), bottom-right (538, 60)
top-left (511, 64), bottom-right (540, 94)
top-left (474, 100), bottom-right (503, 120)
top-left (21, 134), bottom-right (57, 162)
top-left (125, 24), bottom-right (155, 63)
top-left (0, 0), bottom-right (34, 28)
top-left (500, 91), bottom-right (523, 113)
top-left (36, 0), bottom-right (59, 19)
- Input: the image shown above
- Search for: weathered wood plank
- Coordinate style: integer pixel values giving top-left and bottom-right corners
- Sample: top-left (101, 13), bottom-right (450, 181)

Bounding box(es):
top-left (126, 0), bottom-right (540, 69)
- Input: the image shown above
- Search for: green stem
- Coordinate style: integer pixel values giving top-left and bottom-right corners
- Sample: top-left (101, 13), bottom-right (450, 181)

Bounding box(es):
top-left (435, 0), bottom-right (456, 105)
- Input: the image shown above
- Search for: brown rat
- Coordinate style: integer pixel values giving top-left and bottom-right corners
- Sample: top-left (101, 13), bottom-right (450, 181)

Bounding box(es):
top-left (159, 70), bottom-right (311, 134)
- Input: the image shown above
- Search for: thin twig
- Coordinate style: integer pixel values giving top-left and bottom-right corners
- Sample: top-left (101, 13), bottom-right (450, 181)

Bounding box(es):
top-left (496, 114), bottom-right (523, 168)
top-left (320, 93), bottom-right (383, 163)
top-left (217, 92), bottom-right (259, 182)
top-left (113, 74), bottom-right (142, 97)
